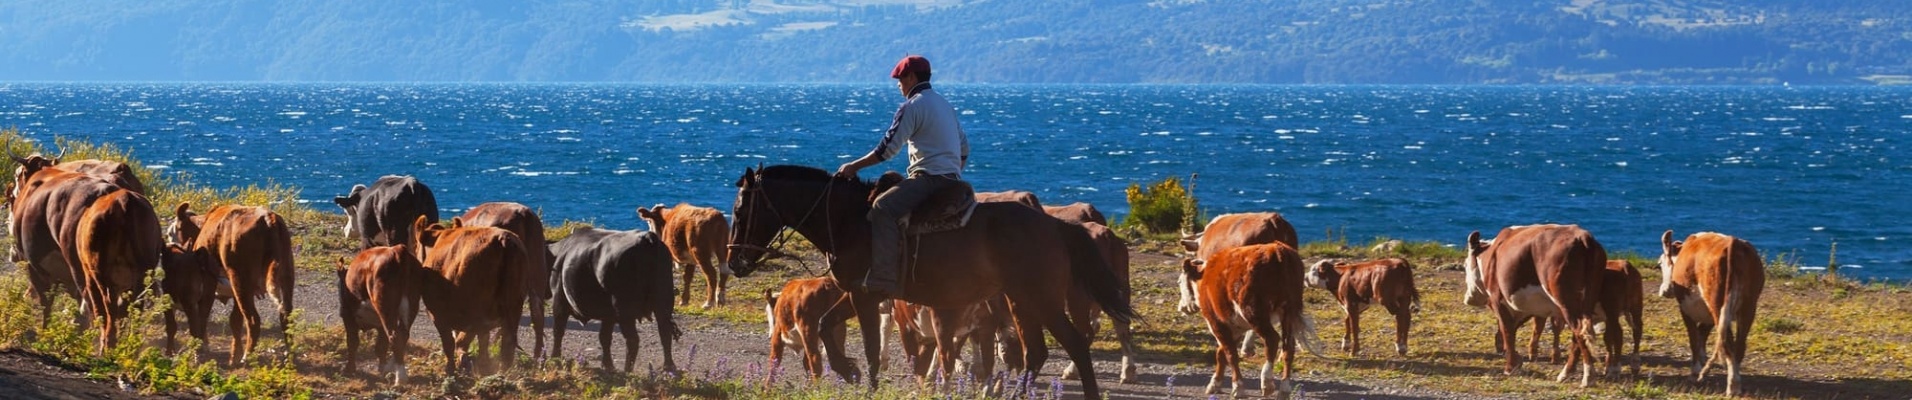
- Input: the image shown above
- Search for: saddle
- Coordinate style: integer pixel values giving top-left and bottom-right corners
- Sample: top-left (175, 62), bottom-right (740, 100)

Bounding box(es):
top-left (870, 172), bottom-right (977, 235)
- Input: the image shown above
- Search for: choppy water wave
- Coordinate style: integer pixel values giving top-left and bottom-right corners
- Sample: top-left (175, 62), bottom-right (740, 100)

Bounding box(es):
top-left (0, 83), bottom-right (1906, 280)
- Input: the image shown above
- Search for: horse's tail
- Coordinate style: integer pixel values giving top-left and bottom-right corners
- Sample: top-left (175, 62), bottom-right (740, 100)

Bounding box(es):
top-left (1060, 221), bottom-right (1135, 325)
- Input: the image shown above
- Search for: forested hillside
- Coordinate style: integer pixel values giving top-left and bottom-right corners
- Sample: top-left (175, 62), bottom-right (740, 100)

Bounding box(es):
top-left (2, 0), bottom-right (1907, 84)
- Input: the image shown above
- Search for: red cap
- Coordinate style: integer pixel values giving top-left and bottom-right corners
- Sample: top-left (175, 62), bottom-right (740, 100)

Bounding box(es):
top-left (890, 55), bottom-right (931, 79)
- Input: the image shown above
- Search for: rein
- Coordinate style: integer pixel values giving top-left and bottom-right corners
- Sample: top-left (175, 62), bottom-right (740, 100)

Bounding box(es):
top-left (727, 174), bottom-right (837, 277)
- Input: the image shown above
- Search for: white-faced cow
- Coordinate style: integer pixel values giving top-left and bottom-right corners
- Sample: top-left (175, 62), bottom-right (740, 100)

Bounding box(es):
top-left (1304, 258), bottom-right (1420, 357)
top-left (549, 225), bottom-right (681, 372)
top-left (1463, 224), bottom-right (1608, 387)
top-left (765, 277), bottom-right (859, 380)
top-left (335, 176), bottom-right (439, 250)
top-left (1179, 242), bottom-right (1320, 399)
top-left (1658, 231), bottom-right (1765, 396)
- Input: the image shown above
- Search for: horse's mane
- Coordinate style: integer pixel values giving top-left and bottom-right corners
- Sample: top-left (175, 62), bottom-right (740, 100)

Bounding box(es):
top-left (758, 164), bottom-right (870, 187)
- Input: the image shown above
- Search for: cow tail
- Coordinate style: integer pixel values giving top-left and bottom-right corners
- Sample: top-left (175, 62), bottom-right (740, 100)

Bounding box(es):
top-left (1701, 242), bottom-right (1740, 376)
top-left (1407, 271), bottom-right (1423, 314)
top-left (1061, 221), bottom-right (1135, 325)
top-left (1294, 309), bottom-right (1326, 358)
top-left (264, 213), bottom-right (296, 321)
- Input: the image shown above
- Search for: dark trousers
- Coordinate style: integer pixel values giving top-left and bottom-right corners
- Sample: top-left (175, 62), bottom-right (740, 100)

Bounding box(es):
top-left (866, 173), bottom-right (961, 292)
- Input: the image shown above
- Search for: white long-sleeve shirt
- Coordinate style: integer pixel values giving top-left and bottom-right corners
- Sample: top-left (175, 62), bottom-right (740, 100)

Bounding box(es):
top-left (868, 82), bottom-right (968, 178)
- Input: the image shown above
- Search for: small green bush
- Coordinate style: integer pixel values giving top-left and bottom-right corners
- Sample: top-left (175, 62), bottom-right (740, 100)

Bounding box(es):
top-left (1120, 175), bottom-right (1198, 235)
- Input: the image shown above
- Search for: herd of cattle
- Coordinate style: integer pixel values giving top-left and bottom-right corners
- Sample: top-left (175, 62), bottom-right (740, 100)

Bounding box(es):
top-left (5, 153), bottom-right (1768, 397)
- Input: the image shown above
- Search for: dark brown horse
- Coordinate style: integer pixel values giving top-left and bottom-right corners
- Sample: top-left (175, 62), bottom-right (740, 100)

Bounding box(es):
top-left (725, 165), bottom-right (1134, 399)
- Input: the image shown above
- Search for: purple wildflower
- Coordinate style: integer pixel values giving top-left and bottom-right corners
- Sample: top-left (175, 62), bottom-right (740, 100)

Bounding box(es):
top-left (1050, 377), bottom-right (1062, 399)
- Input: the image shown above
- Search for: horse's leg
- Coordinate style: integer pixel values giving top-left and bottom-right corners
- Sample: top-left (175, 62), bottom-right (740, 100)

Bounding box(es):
top-left (930, 307), bottom-right (963, 387)
top-left (853, 295), bottom-right (885, 389)
top-left (824, 322), bottom-right (860, 383)
top-left (1039, 305), bottom-right (1102, 399)
top-left (1060, 292), bottom-right (1096, 380)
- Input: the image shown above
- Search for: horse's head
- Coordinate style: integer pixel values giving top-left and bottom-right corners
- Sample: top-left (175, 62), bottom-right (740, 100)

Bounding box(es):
top-left (727, 166), bottom-right (784, 277)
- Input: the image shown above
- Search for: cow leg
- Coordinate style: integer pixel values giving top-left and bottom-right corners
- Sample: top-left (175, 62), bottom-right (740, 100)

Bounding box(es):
top-left (655, 304), bottom-right (679, 372)
top-left (1250, 314), bottom-right (1283, 398)
top-left (1727, 306), bottom-right (1756, 396)
top-left (1388, 304), bottom-right (1412, 356)
top-left (1347, 304), bottom-right (1364, 357)
top-left (1628, 310), bottom-right (1643, 376)
top-left (341, 303), bottom-right (361, 374)
top-left (475, 326), bottom-right (495, 374)
top-left (497, 315), bottom-right (520, 372)
top-left (165, 309), bottom-right (182, 355)
top-left (1112, 314), bottom-right (1138, 383)
top-left (226, 301), bottom-right (253, 365)
top-left (596, 321), bottom-right (616, 371)
top-left (1493, 307), bottom-right (1521, 375)
top-left (800, 327), bottom-right (825, 379)
top-left (769, 322), bottom-right (789, 378)
top-left (383, 310), bottom-right (413, 386)
top-left (1004, 299), bottom-right (1049, 381)
top-left (437, 325), bottom-right (459, 376)
top-left (968, 326), bottom-right (998, 389)
top-left (454, 330), bottom-right (478, 375)
top-left (620, 319), bottom-right (642, 374)
top-left (1061, 293), bottom-right (1097, 380)
top-left (1206, 323), bottom-right (1240, 396)
top-left (1603, 309), bottom-right (1624, 377)
top-left (677, 263), bottom-right (693, 307)
top-left (1680, 312), bottom-right (1710, 380)
top-left (528, 296), bottom-right (545, 360)
top-left (699, 260), bottom-right (722, 309)
top-left (1550, 317), bottom-right (1564, 364)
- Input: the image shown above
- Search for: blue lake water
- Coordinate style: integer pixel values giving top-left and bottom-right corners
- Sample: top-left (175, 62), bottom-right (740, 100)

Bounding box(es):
top-left (1, 83), bottom-right (1906, 280)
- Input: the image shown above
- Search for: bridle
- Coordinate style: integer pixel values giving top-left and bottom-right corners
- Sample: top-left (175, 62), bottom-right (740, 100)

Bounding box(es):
top-left (728, 173), bottom-right (836, 276)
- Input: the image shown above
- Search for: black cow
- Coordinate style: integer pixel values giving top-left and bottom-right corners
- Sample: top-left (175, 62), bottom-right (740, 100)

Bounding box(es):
top-left (548, 226), bottom-right (682, 372)
top-left (333, 176), bottom-right (439, 249)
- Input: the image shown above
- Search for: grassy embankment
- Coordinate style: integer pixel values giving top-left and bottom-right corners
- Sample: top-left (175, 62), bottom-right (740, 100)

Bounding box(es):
top-left (2, 131), bottom-right (1908, 399)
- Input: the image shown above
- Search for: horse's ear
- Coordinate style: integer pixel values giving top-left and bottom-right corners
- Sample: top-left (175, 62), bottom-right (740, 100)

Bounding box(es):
top-left (737, 167), bottom-right (755, 188)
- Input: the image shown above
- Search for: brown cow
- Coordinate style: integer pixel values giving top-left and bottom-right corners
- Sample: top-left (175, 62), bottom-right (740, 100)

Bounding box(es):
top-left (1658, 231), bottom-right (1765, 396)
top-left (764, 277), bottom-right (859, 381)
top-left (9, 158), bottom-right (161, 356)
top-left (1463, 224), bottom-right (1608, 387)
top-left (974, 190), bottom-right (1041, 210)
top-left (159, 244), bottom-right (219, 356)
top-left (1304, 258), bottom-right (1420, 356)
top-left (889, 297), bottom-right (1018, 387)
top-left (638, 203), bottom-right (731, 309)
top-left (336, 246), bottom-right (423, 385)
top-left (1601, 259), bottom-right (1644, 377)
top-left (1041, 202), bottom-right (1107, 226)
top-left (1181, 212), bottom-right (1300, 261)
top-left (413, 216), bottom-right (527, 375)
top-left (170, 203), bottom-right (296, 364)
top-left (1178, 243), bottom-right (1320, 398)
top-left (458, 202), bottom-right (551, 357)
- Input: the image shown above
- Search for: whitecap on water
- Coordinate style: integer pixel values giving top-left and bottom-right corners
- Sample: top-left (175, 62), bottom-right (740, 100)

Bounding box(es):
top-left (1614, 161), bottom-right (1628, 167)
top-left (1812, 227), bottom-right (1825, 231)
top-left (510, 171), bottom-right (581, 177)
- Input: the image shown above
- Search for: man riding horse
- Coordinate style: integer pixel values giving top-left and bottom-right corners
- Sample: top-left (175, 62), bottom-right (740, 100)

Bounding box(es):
top-left (833, 54), bottom-right (969, 298)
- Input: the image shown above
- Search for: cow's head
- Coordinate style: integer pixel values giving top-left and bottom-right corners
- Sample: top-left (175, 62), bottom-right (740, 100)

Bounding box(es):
top-left (333, 184), bottom-right (367, 239)
top-left (1305, 259), bottom-right (1342, 291)
top-left (411, 215), bottom-right (444, 259)
top-left (168, 202), bottom-right (202, 245)
top-left (1657, 230), bottom-right (1687, 299)
top-left (1177, 258), bottom-right (1206, 315)
top-left (1462, 230), bottom-right (1491, 307)
top-left (727, 167), bottom-right (783, 278)
top-left (636, 204), bottom-right (667, 233)
top-left (763, 288), bottom-right (780, 337)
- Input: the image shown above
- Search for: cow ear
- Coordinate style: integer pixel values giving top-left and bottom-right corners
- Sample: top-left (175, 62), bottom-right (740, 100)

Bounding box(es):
top-left (449, 217), bottom-right (464, 228)
top-left (1467, 230), bottom-right (1484, 251)
top-left (1181, 258), bottom-right (1205, 280)
top-left (174, 202), bottom-right (191, 218)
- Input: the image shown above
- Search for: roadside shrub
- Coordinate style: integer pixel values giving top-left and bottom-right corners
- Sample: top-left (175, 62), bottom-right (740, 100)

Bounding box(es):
top-left (1121, 174), bottom-right (1198, 235)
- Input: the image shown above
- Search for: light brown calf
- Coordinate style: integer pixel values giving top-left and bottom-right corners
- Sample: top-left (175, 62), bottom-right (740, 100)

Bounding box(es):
top-left (336, 245), bottom-right (423, 385)
top-left (764, 277), bottom-right (859, 380)
top-left (1304, 258), bottom-right (1420, 357)
top-left (170, 203), bottom-right (295, 364)
top-left (638, 203), bottom-right (731, 309)
top-left (1658, 231), bottom-right (1765, 396)
top-left (413, 216), bottom-right (527, 375)
top-left (458, 202), bottom-right (551, 357)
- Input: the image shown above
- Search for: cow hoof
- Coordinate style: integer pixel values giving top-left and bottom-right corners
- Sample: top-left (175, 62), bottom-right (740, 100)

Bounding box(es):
top-left (1060, 364), bottom-right (1078, 379)
top-left (1396, 344), bottom-right (1408, 356)
top-left (1119, 362), bottom-right (1137, 384)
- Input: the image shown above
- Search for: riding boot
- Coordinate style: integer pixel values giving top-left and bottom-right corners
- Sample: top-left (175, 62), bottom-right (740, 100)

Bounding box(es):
top-left (864, 207), bottom-right (903, 298)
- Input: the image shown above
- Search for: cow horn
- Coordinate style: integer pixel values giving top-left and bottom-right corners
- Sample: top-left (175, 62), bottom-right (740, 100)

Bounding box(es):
top-left (51, 146), bottom-right (65, 162)
top-left (5, 145), bottom-right (23, 165)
